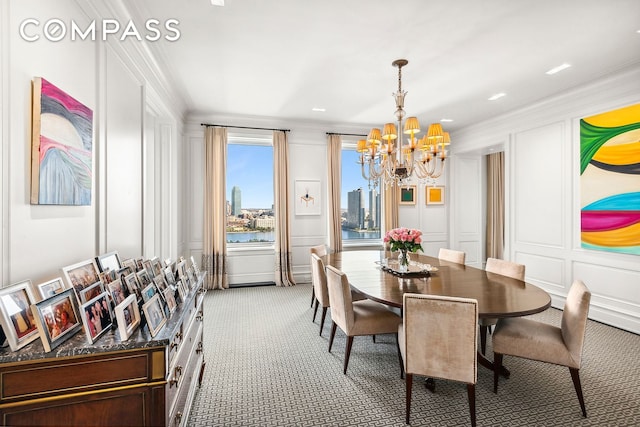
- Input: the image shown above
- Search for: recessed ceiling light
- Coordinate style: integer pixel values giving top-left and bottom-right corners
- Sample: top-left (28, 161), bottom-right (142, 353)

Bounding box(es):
top-left (311, 107), bottom-right (326, 112)
top-left (546, 63), bottom-right (571, 75)
top-left (440, 118), bottom-right (453, 123)
top-left (211, 0), bottom-right (225, 6)
top-left (488, 93), bottom-right (506, 101)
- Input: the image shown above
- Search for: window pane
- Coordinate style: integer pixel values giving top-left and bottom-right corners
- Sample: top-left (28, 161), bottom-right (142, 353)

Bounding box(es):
top-left (341, 149), bottom-right (381, 240)
top-left (226, 143), bottom-right (274, 244)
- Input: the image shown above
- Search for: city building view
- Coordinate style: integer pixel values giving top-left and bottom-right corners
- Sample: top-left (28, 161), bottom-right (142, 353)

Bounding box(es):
top-left (342, 187), bottom-right (381, 240)
top-left (226, 186), bottom-right (275, 243)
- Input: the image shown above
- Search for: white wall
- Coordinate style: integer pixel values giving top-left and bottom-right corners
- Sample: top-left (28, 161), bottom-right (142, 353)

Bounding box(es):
top-left (451, 65), bottom-right (640, 334)
top-left (1, 0), bottom-right (184, 288)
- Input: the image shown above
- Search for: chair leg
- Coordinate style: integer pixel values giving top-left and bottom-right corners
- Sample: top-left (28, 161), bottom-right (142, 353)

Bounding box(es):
top-left (343, 336), bottom-right (354, 374)
top-left (328, 322), bottom-right (337, 352)
top-left (405, 373), bottom-right (413, 425)
top-left (493, 352), bottom-right (503, 393)
top-left (372, 334), bottom-right (376, 343)
top-left (395, 333), bottom-right (404, 379)
top-left (480, 325), bottom-right (488, 355)
top-left (312, 300), bottom-right (319, 322)
top-left (310, 286), bottom-right (315, 307)
top-left (467, 383), bottom-right (476, 427)
top-left (319, 307), bottom-right (327, 336)
top-left (570, 368), bottom-right (587, 417)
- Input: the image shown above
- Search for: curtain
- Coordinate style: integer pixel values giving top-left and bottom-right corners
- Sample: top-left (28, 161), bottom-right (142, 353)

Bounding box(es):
top-left (327, 134), bottom-right (342, 252)
top-left (202, 126), bottom-right (229, 289)
top-left (486, 151), bottom-right (505, 259)
top-left (383, 181), bottom-right (399, 232)
top-left (273, 131), bottom-right (296, 287)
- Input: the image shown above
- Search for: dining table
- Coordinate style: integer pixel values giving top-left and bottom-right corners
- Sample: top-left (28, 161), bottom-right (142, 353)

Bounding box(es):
top-left (321, 249), bottom-right (552, 377)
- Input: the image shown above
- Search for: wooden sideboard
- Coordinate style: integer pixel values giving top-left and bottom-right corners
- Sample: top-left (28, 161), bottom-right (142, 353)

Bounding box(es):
top-left (0, 274), bottom-right (206, 426)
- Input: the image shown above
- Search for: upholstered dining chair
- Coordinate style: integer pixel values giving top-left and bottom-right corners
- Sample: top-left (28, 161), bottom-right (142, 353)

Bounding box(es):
top-left (438, 248), bottom-right (466, 264)
top-left (399, 293), bottom-right (478, 426)
top-left (325, 265), bottom-right (402, 375)
top-left (309, 244), bottom-right (328, 307)
top-left (480, 257), bottom-right (526, 354)
top-left (492, 280), bottom-right (591, 417)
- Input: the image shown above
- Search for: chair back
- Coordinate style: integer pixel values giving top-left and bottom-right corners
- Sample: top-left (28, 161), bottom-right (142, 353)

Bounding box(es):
top-left (310, 253), bottom-right (330, 306)
top-left (310, 244), bottom-right (328, 257)
top-left (325, 265), bottom-right (355, 333)
top-left (485, 257), bottom-right (525, 280)
top-left (561, 280), bottom-right (591, 368)
top-left (402, 293), bottom-right (478, 384)
top-left (438, 248), bottom-right (466, 264)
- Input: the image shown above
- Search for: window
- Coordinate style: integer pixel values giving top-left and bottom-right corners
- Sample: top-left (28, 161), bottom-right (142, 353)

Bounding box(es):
top-left (226, 134), bottom-right (274, 244)
top-left (341, 144), bottom-right (381, 242)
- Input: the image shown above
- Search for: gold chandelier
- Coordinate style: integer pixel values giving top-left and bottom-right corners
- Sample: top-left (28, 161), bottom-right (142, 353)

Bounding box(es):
top-left (358, 59), bottom-right (450, 188)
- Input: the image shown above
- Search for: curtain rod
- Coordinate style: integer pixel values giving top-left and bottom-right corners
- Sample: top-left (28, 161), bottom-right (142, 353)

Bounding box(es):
top-left (201, 123), bottom-right (290, 132)
top-left (325, 132), bottom-right (367, 137)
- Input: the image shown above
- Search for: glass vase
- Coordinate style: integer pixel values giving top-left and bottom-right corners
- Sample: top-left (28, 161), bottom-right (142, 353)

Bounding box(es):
top-left (398, 249), bottom-right (409, 273)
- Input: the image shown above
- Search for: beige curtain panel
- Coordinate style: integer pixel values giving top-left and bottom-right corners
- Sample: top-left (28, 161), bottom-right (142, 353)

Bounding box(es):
top-left (327, 134), bottom-right (343, 253)
top-left (273, 131), bottom-right (296, 287)
top-left (486, 151), bottom-right (505, 259)
top-left (383, 181), bottom-right (399, 233)
top-left (202, 126), bottom-right (229, 289)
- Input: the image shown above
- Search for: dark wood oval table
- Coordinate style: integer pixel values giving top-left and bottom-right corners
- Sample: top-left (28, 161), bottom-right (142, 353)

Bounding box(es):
top-left (322, 250), bottom-right (552, 377)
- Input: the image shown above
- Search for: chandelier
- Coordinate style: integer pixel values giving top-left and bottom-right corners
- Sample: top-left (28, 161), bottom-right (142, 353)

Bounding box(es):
top-left (358, 59), bottom-right (450, 189)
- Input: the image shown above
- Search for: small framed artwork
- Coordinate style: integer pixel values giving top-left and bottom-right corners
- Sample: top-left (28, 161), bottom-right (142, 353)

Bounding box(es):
top-left (399, 185), bottom-right (417, 205)
top-left (78, 281), bottom-right (105, 304)
top-left (295, 179), bottom-right (321, 215)
top-left (141, 283), bottom-right (157, 303)
top-left (123, 273), bottom-right (142, 301)
top-left (62, 259), bottom-right (101, 293)
top-left (115, 295), bottom-right (141, 340)
top-left (0, 280), bottom-right (39, 351)
top-left (163, 288), bottom-right (177, 314)
top-left (34, 277), bottom-right (67, 300)
top-left (106, 279), bottom-right (127, 306)
top-left (95, 251), bottom-right (121, 273)
top-left (31, 288), bottom-right (82, 352)
top-left (142, 294), bottom-right (166, 337)
top-left (426, 185), bottom-right (445, 205)
top-left (80, 292), bottom-right (112, 344)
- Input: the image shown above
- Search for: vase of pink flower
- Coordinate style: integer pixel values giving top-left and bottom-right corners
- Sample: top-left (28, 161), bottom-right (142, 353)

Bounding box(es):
top-left (383, 227), bottom-right (423, 272)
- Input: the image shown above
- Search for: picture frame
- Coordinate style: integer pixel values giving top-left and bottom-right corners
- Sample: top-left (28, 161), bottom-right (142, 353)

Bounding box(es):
top-left (294, 179), bottom-right (321, 215)
top-left (190, 255), bottom-right (200, 275)
top-left (142, 294), bottom-right (166, 337)
top-left (80, 292), bottom-right (112, 344)
top-left (151, 257), bottom-right (163, 277)
top-left (143, 259), bottom-right (155, 278)
top-left (163, 288), bottom-right (177, 314)
top-left (0, 280), bottom-right (39, 351)
top-left (123, 273), bottom-right (142, 301)
top-left (30, 288), bottom-right (82, 352)
top-left (115, 295), bottom-right (140, 340)
top-left (62, 259), bottom-right (101, 293)
top-left (178, 277), bottom-right (189, 302)
top-left (176, 260), bottom-right (187, 279)
top-left (106, 278), bottom-right (127, 306)
top-left (95, 251), bottom-right (121, 273)
top-left (426, 185), bottom-right (445, 205)
top-left (141, 283), bottom-right (157, 303)
top-left (121, 258), bottom-right (137, 272)
top-left (78, 281), bottom-right (105, 304)
top-left (153, 275), bottom-right (168, 293)
top-left (164, 267), bottom-right (177, 287)
top-left (399, 185), bottom-right (417, 205)
top-left (34, 277), bottom-right (67, 301)
top-left (136, 270), bottom-right (152, 289)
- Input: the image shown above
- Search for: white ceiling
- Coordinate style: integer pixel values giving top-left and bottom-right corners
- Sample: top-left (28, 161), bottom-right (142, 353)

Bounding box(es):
top-left (131, 0), bottom-right (640, 132)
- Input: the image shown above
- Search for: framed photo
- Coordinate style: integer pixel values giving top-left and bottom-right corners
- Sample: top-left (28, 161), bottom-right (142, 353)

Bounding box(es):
top-left (121, 258), bottom-right (137, 272)
top-left (31, 288), bottom-right (82, 352)
top-left (190, 255), bottom-right (200, 275)
top-left (34, 277), bottom-right (67, 300)
top-left (399, 185), bottom-right (417, 205)
top-left (106, 279), bottom-right (127, 306)
top-left (141, 283), bottom-right (157, 303)
top-left (0, 280), bottom-right (39, 351)
top-left (294, 179), bottom-right (321, 215)
top-left (143, 260), bottom-right (155, 278)
top-left (123, 273), bottom-right (142, 301)
top-left (142, 294), bottom-right (166, 337)
top-left (136, 270), bottom-right (152, 289)
top-left (163, 288), bottom-right (177, 314)
top-left (177, 260), bottom-right (187, 279)
top-left (164, 267), bottom-right (177, 287)
top-left (95, 251), bottom-right (121, 273)
top-left (178, 277), bottom-right (189, 302)
top-left (80, 292), bottom-right (112, 344)
top-left (78, 281), bottom-right (105, 304)
top-left (115, 295), bottom-right (141, 340)
top-left (153, 275), bottom-right (168, 293)
top-left (151, 257), bottom-right (163, 277)
top-left (62, 259), bottom-right (101, 293)
top-left (426, 185), bottom-right (445, 205)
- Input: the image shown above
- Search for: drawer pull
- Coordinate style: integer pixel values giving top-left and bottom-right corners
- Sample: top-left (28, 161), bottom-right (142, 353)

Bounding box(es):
top-left (169, 365), bottom-right (184, 388)
top-left (170, 341), bottom-right (179, 351)
top-left (196, 342), bottom-right (203, 354)
top-left (175, 331), bottom-right (183, 341)
top-left (174, 412), bottom-right (183, 426)
top-left (196, 310), bottom-right (203, 321)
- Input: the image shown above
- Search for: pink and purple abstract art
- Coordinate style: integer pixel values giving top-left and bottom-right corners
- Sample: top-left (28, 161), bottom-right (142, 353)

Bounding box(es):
top-left (31, 77), bottom-right (93, 205)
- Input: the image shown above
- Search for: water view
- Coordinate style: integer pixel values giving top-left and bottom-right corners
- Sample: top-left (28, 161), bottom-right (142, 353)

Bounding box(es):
top-left (227, 229), bottom-right (380, 243)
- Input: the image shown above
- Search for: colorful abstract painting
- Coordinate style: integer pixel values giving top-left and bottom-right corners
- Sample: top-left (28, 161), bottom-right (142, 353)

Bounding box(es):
top-left (31, 77), bottom-right (93, 205)
top-left (580, 103), bottom-right (640, 255)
